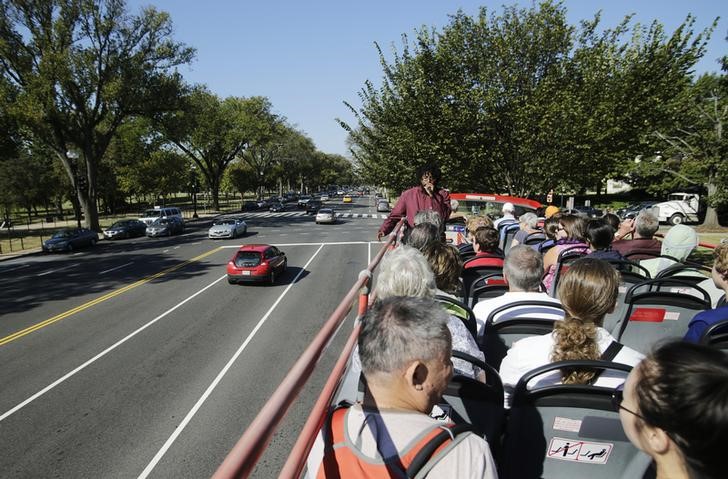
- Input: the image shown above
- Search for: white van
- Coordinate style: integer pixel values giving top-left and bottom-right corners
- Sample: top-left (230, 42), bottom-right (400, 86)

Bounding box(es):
top-left (139, 206), bottom-right (183, 225)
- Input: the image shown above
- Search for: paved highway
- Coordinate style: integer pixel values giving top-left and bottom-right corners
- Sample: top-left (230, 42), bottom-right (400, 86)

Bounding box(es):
top-left (0, 195), bottom-right (388, 478)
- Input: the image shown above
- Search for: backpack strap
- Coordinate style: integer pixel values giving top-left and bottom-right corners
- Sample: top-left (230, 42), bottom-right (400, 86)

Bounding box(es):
top-left (406, 423), bottom-right (474, 478)
top-left (600, 341), bottom-right (624, 362)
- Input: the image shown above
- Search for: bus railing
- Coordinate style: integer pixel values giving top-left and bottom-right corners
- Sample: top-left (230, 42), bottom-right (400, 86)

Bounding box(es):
top-left (212, 220), bottom-right (404, 479)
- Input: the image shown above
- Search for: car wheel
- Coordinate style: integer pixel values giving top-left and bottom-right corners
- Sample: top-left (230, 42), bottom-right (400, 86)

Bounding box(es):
top-left (243, 227), bottom-right (247, 236)
top-left (231, 229), bottom-right (236, 239)
top-left (283, 259), bottom-right (288, 272)
top-left (67, 243), bottom-right (73, 252)
top-left (227, 276), bottom-right (236, 285)
top-left (90, 238), bottom-right (97, 247)
top-left (669, 213), bottom-right (684, 226)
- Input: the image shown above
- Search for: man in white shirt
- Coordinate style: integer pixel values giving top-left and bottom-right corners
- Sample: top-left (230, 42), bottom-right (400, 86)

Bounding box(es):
top-left (493, 202), bottom-right (516, 229)
top-left (307, 297), bottom-right (498, 479)
top-left (473, 245), bottom-right (563, 339)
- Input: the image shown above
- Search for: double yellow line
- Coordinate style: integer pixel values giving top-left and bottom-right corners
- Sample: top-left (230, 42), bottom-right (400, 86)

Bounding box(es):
top-left (0, 247), bottom-right (223, 347)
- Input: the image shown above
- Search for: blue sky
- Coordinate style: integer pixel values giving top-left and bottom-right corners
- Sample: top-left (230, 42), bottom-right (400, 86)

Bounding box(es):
top-left (128, 1), bottom-right (726, 157)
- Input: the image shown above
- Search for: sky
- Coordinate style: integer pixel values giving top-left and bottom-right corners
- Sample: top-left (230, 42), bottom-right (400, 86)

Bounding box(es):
top-left (127, 1), bottom-right (726, 158)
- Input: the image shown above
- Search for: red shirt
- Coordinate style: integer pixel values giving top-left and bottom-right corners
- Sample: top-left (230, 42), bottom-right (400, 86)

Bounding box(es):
top-left (378, 186), bottom-right (451, 235)
top-left (611, 237), bottom-right (662, 260)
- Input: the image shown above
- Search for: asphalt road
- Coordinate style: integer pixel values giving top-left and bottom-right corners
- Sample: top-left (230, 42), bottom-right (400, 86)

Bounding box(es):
top-left (0, 195), bottom-right (389, 478)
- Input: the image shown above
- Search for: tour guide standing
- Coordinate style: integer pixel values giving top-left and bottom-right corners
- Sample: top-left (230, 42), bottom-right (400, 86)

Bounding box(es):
top-left (377, 164), bottom-right (451, 241)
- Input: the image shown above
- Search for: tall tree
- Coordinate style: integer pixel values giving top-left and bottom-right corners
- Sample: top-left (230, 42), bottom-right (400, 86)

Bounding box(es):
top-left (0, 0), bottom-right (193, 230)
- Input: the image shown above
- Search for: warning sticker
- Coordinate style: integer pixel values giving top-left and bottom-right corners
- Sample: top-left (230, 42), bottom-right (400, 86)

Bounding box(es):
top-left (629, 308), bottom-right (665, 322)
top-left (547, 437), bottom-right (613, 464)
top-left (664, 311), bottom-right (680, 321)
top-left (553, 417), bottom-right (582, 433)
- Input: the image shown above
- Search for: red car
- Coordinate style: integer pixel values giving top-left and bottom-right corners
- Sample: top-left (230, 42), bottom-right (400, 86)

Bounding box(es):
top-left (227, 244), bottom-right (287, 284)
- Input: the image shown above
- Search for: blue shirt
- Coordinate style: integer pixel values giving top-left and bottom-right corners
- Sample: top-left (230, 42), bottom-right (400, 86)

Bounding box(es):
top-left (683, 305), bottom-right (728, 343)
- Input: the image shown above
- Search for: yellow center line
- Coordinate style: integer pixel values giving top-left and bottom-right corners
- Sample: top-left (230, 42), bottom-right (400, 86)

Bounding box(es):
top-left (0, 247), bottom-right (223, 347)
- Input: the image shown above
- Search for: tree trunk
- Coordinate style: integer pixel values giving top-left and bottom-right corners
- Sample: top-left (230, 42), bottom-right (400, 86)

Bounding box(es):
top-left (701, 179), bottom-right (721, 228)
top-left (210, 176), bottom-right (220, 210)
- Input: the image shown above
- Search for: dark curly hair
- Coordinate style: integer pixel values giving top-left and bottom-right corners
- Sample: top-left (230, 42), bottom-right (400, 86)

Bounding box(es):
top-left (415, 163), bottom-right (442, 184)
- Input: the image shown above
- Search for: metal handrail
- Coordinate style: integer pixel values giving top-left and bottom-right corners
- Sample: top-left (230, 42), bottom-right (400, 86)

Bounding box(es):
top-left (212, 220), bottom-right (404, 479)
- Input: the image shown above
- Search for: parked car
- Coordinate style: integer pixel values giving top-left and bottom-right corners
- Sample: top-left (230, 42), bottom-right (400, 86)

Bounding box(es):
top-left (616, 201), bottom-right (657, 220)
top-left (297, 195), bottom-right (312, 208)
top-left (256, 199), bottom-right (269, 209)
top-left (43, 228), bottom-right (98, 252)
top-left (227, 244), bottom-right (287, 284)
top-left (315, 208), bottom-right (337, 224)
top-left (573, 205), bottom-right (603, 218)
top-left (269, 202), bottom-right (286, 212)
top-left (208, 218), bottom-right (247, 239)
top-left (342, 195), bottom-right (353, 203)
top-left (376, 200), bottom-right (390, 212)
top-left (103, 219), bottom-right (147, 240)
top-left (243, 201), bottom-right (259, 211)
top-left (146, 217), bottom-right (184, 237)
top-left (319, 194), bottom-right (330, 201)
top-left (306, 200), bottom-right (323, 215)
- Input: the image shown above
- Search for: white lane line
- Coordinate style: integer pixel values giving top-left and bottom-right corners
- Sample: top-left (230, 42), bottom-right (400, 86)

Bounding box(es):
top-left (72, 252), bottom-right (83, 256)
top-left (0, 275), bottom-right (228, 424)
top-left (137, 243), bottom-right (326, 479)
top-left (1, 263), bottom-right (30, 273)
top-left (174, 246), bottom-right (181, 249)
top-left (163, 249), bottom-right (170, 253)
top-left (37, 264), bottom-right (77, 277)
top-left (99, 262), bottom-right (134, 275)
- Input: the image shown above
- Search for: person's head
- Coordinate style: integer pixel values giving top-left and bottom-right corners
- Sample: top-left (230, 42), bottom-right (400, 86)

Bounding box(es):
top-left (466, 215), bottom-right (493, 242)
top-left (359, 296), bottom-right (453, 413)
top-left (543, 214), bottom-right (561, 240)
top-left (618, 341), bottom-right (728, 479)
top-left (473, 226), bottom-right (499, 254)
top-left (416, 163), bottom-right (442, 187)
top-left (413, 209), bottom-right (442, 230)
top-left (450, 199), bottom-right (459, 212)
top-left (545, 205), bottom-right (560, 219)
top-left (586, 218), bottom-right (615, 251)
top-left (518, 212), bottom-right (539, 232)
top-left (551, 258), bottom-right (619, 384)
top-left (603, 213), bottom-right (620, 233)
top-left (557, 214), bottom-right (586, 241)
top-left (503, 245), bottom-right (543, 292)
top-left (711, 241), bottom-right (728, 292)
top-left (661, 224), bottom-right (698, 262)
top-left (423, 242), bottom-right (463, 295)
top-left (634, 210), bottom-right (660, 238)
top-left (375, 245), bottom-right (437, 299)
top-left (406, 222), bottom-right (440, 252)
top-left (502, 202), bottom-right (515, 215)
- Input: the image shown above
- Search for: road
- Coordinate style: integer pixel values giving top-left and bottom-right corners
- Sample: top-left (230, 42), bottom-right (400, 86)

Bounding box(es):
top-left (0, 195), bottom-right (388, 478)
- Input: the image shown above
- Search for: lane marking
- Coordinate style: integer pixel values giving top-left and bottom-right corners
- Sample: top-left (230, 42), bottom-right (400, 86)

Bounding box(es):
top-left (137, 243), bottom-right (327, 478)
top-left (37, 264), bottom-right (78, 277)
top-left (1, 263), bottom-right (30, 273)
top-left (0, 247), bottom-right (222, 347)
top-left (99, 261), bottom-right (134, 275)
top-left (163, 249), bottom-right (170, 253)
top-left (0, 274), bottom-right (228, 423)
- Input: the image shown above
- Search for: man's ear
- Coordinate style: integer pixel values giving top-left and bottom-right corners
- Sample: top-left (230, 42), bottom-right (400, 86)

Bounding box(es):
top-left (405, 360), bottom-right (428, 391)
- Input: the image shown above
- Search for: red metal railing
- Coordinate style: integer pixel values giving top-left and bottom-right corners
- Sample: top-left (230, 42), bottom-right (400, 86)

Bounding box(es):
top-left (212, 220), bottom-right (404, 479)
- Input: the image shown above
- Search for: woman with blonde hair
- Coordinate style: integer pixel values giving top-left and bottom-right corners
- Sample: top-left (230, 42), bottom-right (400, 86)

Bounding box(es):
top-left (542, 214), bottom-right (589, 293)
top-left (499, 258), bottom-right (643, 406)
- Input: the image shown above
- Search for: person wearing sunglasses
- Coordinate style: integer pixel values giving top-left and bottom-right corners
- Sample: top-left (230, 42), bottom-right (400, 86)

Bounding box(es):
top-left (614, 341), bottom-right (728, 479)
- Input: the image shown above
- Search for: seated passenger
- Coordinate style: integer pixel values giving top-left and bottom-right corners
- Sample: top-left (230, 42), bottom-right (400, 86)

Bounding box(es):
top-left (376, 245), bottom-right (485, 382)
top-left (499, 258), bottom-right (643, 407)
top-left (640, 224), bottom-right (698, 277)
top-left (473, 245), bottom-right (563, 338)
top-left (457, 215), bottom-right (493, 257)
top-left (307, 297), bottom-right (498, 479)
top-left (510, 212), bottom-right (540, 247)
top-left (616, 341), bottom-right (728, 479)
top-left (534, 213), bottom-right (560, 253)
top-left (463, 227), bottom-right (504, 269)
top-left (541, 214), bottom-right (589, 293)
top-left (406, 222), bottom-right (441, 251)
top-left (422, 241), bottom-right (464, 299)
top-left (683, 241), bottom-right (728, 342)
top-left (585, 218), bottom-right (625, 262)
top-left (612, 210), bottom-right (662, 259)
top-left (493, 202), bottom-right (516, 229)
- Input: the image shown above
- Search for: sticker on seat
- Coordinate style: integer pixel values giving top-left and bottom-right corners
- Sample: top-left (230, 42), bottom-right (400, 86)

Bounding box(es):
top-left (547, 437), bottom-right (613, 464)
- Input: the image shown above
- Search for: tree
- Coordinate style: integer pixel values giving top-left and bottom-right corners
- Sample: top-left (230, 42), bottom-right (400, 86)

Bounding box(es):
top-left (0, 0), bottom-right (194, 230)
top-left (224, 161), bottom-right (258, 199)
top-left (158, 89), bottom-right (262, 209)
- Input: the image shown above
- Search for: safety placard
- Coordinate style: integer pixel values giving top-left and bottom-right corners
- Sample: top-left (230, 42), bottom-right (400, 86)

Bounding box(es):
top-left (546, 437), bottom-right (613, 464)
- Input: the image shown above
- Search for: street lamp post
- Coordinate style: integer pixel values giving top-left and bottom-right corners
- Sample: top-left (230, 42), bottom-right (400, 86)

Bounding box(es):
top-left (67, 151), bottom-right (82, 228)
top-left (190, 165), bottom-right (199, 219)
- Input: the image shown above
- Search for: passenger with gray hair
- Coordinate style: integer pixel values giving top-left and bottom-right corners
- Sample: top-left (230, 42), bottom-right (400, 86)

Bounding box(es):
top-left (376, 245), bottom-right (485, 382)
top-left (405, 222), bottom-right (440, 251)
top-left (510, 211), bottom-right (540, 247)
top-left (473, 245), bottom-right (563, 339)
top-left (307, 297), bottom-right (498, 478)
top-left (612, 209), bottom-right (662, 260)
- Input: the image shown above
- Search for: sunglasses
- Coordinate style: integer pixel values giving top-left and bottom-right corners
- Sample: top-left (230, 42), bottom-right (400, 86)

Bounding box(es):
top-left (611, 383), bottom-right (646, 421)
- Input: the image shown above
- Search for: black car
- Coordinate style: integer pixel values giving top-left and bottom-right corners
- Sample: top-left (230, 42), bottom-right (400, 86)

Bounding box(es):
top-left (269, 202), bottom-right (286, 212)
top-left (43, 228), bottom-right (98, 252)
top-left (146, 217), bottom-right (184, 237)
top-left (573, 206), bottom-right (603, 218)
top-left (103, 219), bottom-right (147, 240)
top-left (617, 201), bottom-right (656, 220)
top-left (306, 200), bottom-right (323, 215)
top-left (243, 201), bottom-right (259, 211)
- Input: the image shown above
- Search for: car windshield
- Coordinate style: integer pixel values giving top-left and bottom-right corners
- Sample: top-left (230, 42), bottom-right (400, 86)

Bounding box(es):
top-left (318, 209), bottom-right (333, 214)
top-left (153, 219), bottom-right (171, 225)
top-left (111, 221), bottom-right (130, 228)
top-left (51, 230), bottom-right (73, 239)
top-left (214, 220), bottom-right (236, 226)
top-left (143, 209), bottom-right (162, 217)
top-left (234, 251), bottom-right (262, 267)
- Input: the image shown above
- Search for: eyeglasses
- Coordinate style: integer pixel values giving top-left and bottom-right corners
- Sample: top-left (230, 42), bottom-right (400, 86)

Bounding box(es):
top-left (611, 383), bottom-right (647, 421)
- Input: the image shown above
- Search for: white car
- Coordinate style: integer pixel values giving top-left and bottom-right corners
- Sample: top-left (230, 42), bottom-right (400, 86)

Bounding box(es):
top-left (315, 208), bottom-right (337, 224)
top-left (208, 218), bottom-right (247, 239)
top-left (320, 194), bottom-right (330, 201)
top-left (376, 200), bottom-right (390, 212)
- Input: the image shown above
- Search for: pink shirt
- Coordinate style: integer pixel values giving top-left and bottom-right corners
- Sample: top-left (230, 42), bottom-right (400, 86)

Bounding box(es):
top-left (378, 186), bottom-right (451, 235)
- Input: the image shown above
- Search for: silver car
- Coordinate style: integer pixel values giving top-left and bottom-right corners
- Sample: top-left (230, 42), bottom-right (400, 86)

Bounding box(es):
top-left (208, 218), bottom-right (247, 239)
top-left (315, 208), bottom-right (337, 224)
top-left (146, 217), bottom-right (184, 237)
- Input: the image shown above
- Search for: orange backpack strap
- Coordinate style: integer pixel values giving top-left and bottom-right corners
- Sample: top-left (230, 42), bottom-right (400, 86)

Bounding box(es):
top-left (318, 405), bottom-right (474, 479)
